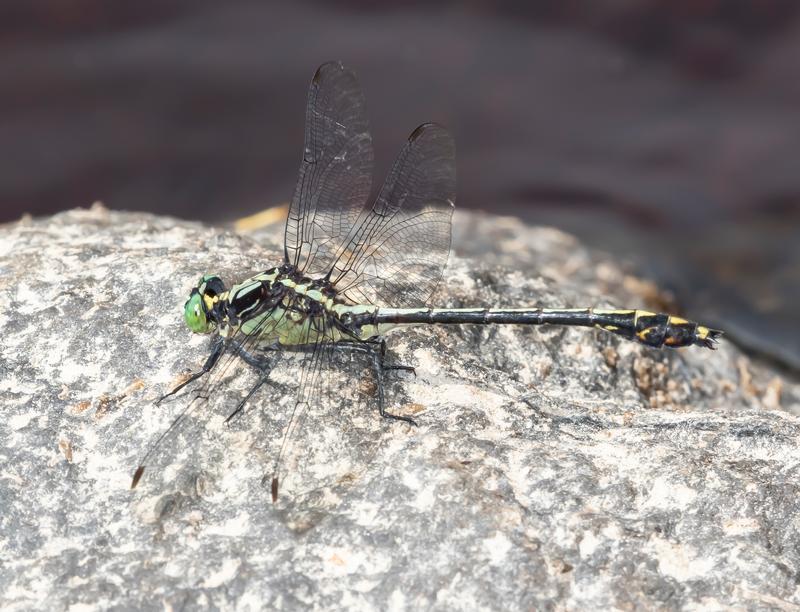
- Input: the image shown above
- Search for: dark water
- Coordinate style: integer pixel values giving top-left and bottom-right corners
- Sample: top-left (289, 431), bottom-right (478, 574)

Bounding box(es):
top-left (1, 1), bottom-right (798, 369)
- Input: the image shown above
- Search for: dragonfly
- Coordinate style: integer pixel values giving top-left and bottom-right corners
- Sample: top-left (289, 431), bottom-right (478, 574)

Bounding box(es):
top-left (131, 61), bottom-right (722, 502)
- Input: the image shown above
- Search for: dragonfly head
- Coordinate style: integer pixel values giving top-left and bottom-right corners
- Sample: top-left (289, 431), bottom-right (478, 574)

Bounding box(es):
top-left (184, 274), bottom-right (226, 334)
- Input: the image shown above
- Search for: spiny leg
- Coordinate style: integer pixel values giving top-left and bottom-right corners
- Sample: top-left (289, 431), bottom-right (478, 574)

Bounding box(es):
top-left (156, 336), bottom-right (225, 405)
top-left (273, 339), bottom-right (417, 425)
top-left (348, 337), bottom-right (416, 376)
top-left (232, 340), bottom-right (279, 372)
top-left (376, 337), bottom-right (415, 377)
top-left (224, 341), bottom-right (281, 423)
top-left (332, 339), bottom-right (417, 424)
top-left (365, 341), bottom-right (417, 426)
top-left (225, 374), bottom-right (270, 424)
top-left (276, 339), bottom-right (414, 376)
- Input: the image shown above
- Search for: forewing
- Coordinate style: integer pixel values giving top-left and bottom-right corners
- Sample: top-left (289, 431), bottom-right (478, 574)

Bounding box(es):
top-left (328, 123), bottom-right (456, 307)
top-left (284, 62), bottom-right (374, 276)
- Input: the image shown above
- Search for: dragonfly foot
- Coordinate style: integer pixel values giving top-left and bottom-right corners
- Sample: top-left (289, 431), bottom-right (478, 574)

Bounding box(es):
top-left (382, 364), bottom-right (416, 377)
top-left (379, 407), bottom-right (418, 426)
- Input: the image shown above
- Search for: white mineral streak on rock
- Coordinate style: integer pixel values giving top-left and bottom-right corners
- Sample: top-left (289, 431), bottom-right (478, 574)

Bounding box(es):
top-left (648, 535), bottom-right (715, 581)
top-left (644, 478), bottom-right (698, 510)
top-left (204, 512), bottom-right (251, 536)
top-left (201, 558), bottom-right (241, 588)
top-left (722, 517), bottom-right (760, 536)
top-left (484, 531), bottom-right (512, 565)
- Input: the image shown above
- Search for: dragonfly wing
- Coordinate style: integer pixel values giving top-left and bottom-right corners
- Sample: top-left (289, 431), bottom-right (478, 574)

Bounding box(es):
top-left (327, 123), bottom-right (456, 307)
top-left (284, 61), bottom-right (374, 277)
top-left (266, 314), bottom-right (385, 530)
top-left (132, 325), bottom-right (276, 490)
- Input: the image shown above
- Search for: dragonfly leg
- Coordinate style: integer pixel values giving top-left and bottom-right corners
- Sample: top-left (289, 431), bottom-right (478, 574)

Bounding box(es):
top-left (377, 338), bottom-right (415, 377)
top-left (225, 374), bottom-right (270, 424)
top-left (233, 342), bottom-right (278, 372)
top-left (225, 341), bottom-right (280, 422)
top-left (269, 340), bottom-right (417, 424)
top-left (367, 343), bottom-right (418, 426)
top-left (156, 336), bottom-right (224, 405)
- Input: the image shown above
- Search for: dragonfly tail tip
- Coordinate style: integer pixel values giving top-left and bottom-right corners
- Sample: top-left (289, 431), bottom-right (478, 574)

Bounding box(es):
top-left (700, 328), bottom-right (724, 350)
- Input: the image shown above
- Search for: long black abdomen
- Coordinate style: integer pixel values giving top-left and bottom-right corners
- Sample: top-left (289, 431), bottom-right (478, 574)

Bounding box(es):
top-left (369, 307), bottom-right (722, 349)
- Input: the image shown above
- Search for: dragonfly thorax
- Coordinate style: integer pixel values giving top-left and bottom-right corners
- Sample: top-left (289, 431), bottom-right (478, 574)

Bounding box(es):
top-left (185, 267), bottom-right (382, 347)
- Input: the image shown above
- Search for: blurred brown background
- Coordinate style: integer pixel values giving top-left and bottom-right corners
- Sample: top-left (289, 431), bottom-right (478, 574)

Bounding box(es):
top-left (1, 1), bottom-right (798, 370)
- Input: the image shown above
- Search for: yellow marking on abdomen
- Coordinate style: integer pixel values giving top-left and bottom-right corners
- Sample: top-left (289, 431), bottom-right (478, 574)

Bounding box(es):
top-left (637, 327), bottom-right (656, 341)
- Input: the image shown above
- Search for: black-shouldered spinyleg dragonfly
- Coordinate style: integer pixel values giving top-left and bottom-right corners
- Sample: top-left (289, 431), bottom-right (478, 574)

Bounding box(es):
top-left (132, 61), bottom-right (722, 501)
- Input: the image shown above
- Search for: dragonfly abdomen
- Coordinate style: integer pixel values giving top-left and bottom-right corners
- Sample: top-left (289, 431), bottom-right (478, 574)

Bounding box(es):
top-left (589, 309), bottom-right (719, 349)
top-left (370, 307), bottom-right (721, 349)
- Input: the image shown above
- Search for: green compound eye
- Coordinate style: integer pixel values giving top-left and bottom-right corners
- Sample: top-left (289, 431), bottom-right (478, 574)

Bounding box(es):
top-left (183, 292), bottom-right (210, 333)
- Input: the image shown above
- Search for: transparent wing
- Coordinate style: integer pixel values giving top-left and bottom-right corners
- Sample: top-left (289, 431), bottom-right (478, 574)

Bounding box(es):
top-left (131, 326), bottom-right (279, 491)
top-left (327, 123), bottom-right (456, 307)
top-left (266, 314), bottom-right (385, 531)
top-left (131, 296), bottom-right (293, 489)
top-left (284, 61), bottom-right (374, 276)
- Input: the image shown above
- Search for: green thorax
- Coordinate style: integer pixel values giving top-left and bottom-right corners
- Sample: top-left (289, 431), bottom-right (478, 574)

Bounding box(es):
top-left (212, 270), bottom-right (391, 346)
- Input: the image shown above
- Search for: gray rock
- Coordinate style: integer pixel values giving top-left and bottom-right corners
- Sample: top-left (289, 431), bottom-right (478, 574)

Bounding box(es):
top-left (1, 203), bottom-right (798, 610)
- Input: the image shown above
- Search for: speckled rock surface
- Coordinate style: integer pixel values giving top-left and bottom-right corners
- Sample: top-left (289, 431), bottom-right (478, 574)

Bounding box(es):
top-left (1, 204), bottom-right (799, 610)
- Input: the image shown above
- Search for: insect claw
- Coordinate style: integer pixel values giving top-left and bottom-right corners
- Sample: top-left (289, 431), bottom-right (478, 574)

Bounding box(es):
top-left (155, 387), bottom-right (181, 405)
top-left (382, 364), bottom-right (416, 378)
top-left (379, 409), bottom-right (418, 427)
